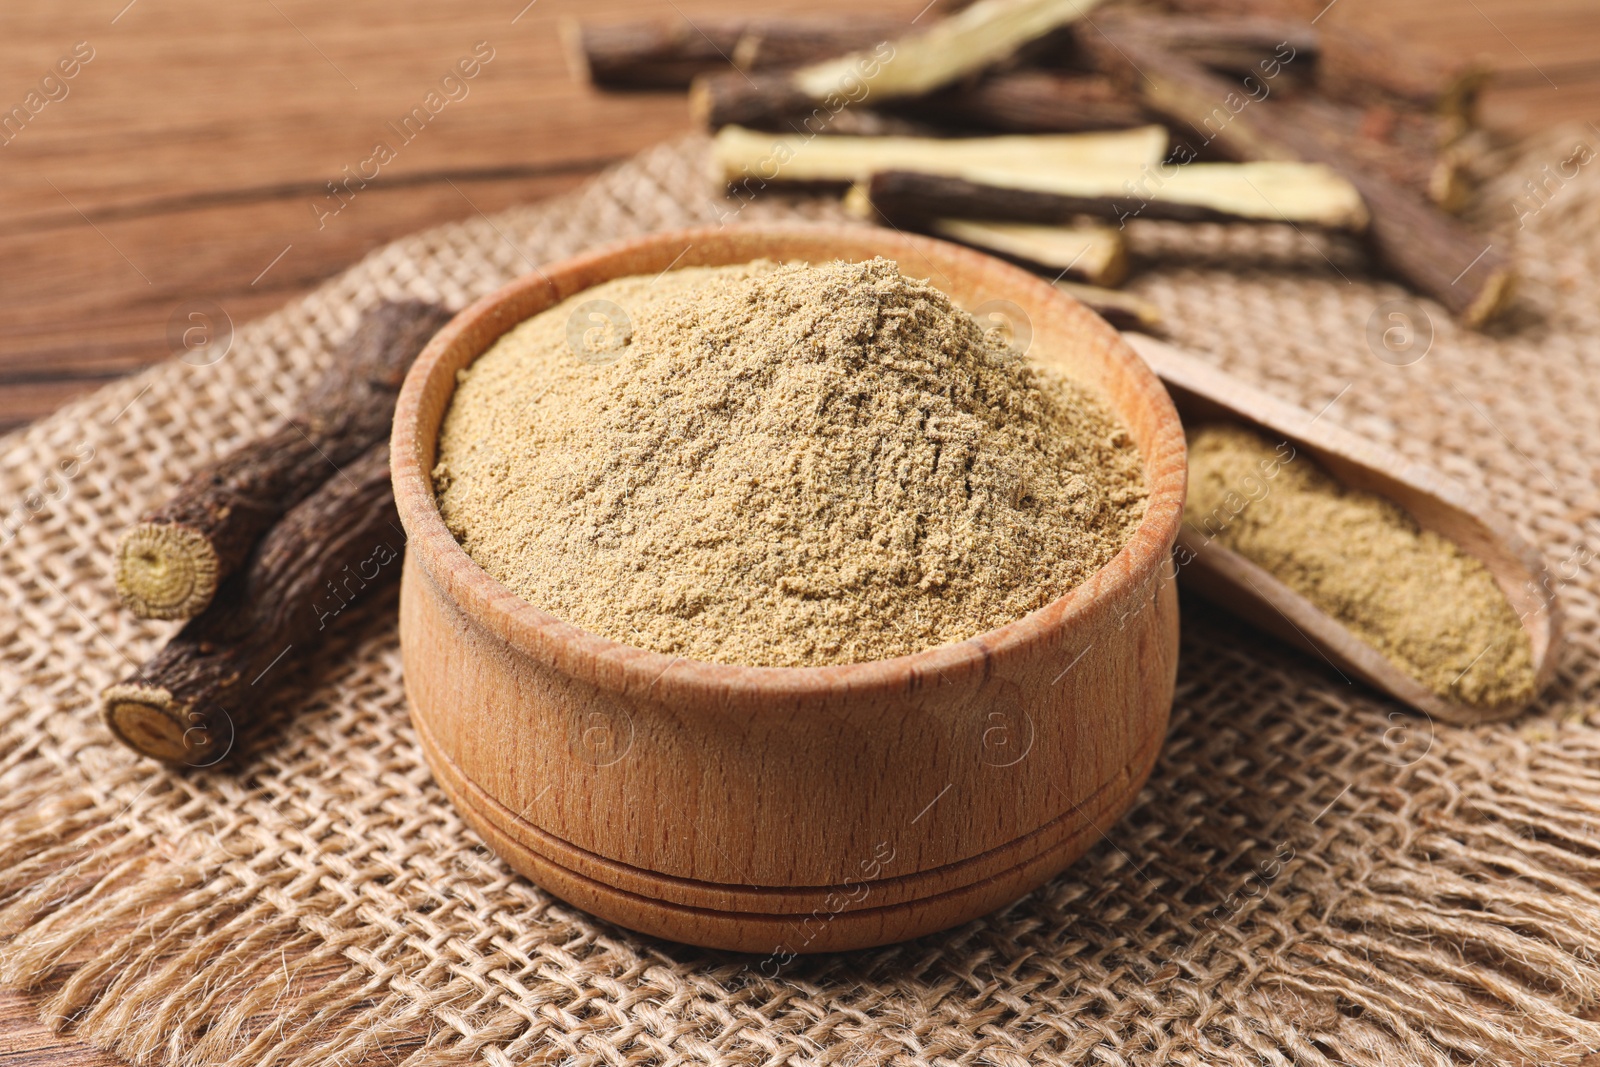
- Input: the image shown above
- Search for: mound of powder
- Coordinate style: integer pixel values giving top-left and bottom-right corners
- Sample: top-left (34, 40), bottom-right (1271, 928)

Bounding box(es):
top-left (433, 257), bottom-right (1147, 667)
top-left (1185, 422), bottom-right (1535, 708)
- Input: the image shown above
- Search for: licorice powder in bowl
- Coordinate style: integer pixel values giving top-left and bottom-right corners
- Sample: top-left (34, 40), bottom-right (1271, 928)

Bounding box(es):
top-left (432, 257), bottom-right (1147, 667)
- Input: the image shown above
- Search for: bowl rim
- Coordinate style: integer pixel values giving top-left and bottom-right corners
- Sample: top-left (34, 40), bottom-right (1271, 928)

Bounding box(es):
top-left (391, 223), bottom-right (1186, 700)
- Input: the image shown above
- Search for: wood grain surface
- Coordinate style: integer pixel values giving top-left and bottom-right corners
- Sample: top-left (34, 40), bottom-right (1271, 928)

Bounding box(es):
top-left (0, 0), bottom-right (1592, 1059)
top-left (0, 0), bottom-right (936, 434)
top-left (0, 996), bottom-right (112, 1067)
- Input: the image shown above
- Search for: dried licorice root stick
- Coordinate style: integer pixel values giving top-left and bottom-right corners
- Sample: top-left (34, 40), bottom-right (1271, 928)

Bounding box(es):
top-left (710, 123), bottom-right (1170, 188)
top-left (1316, 22), bottom-right (1489, 124)
top-left (894, 72), bottom-right (1149, 135)
top-left (688, 0), bottom-right (1108, 129)
top-left (561, 16), bottom-right (908, 89)
top-left (103, 443), bottom-right (400, 765)
top-left (1095, 13), bottom-right (1320, 75)
top-left (699, 71), bottom-right (1148, 136)
top-left (1081, 29), bottom-right (1513, 326)
top-left (114, 300), bottom-right (450, 620)
top-left (858, 164), bottom-right (1369, 229)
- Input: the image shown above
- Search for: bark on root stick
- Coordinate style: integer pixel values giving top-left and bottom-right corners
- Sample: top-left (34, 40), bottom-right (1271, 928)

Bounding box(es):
top-left (103, 443), bottom-right (400, 765)
top-left (689, 0), bottom-right (1107, 129)
top-left (114, 300), bottom-right (451, 620)
top-left (1082, 29), bottom-right (1513, 325)
top-left (1315, 21), bottom-right (1490, 123)
top-left (561, 16), bottom-right (908, 89)
top-left (859, 163), bottom-right (1368, 229)
top-left (697, 69), bottom-right (1149, 134)
top-left (1094, 13), bottom-right (1319, 75)
top-left (1273, 95), bottom-right (1471, 211)
top-left (895, 73), bottom-right (1148, 134)
top-left (691, 10), bottom-right (1314, 134)
top-left (1053, 281), bottom-right (1165, 334)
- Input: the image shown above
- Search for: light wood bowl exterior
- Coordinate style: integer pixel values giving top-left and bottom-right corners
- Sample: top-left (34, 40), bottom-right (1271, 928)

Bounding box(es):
top-left (390, 225), bottom-right (1187, 953)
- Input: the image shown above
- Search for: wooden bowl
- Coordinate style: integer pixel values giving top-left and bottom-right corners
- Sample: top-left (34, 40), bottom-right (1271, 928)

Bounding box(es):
top-left (390, 224), bottom-right (1186, 953)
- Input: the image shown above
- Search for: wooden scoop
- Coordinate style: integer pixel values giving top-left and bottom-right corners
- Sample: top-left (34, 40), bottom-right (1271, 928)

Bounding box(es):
top-left (1126, 333), bottom-right (1561, 725)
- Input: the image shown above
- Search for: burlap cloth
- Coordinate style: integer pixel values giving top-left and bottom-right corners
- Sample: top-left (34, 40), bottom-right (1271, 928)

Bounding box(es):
top-left (4, 132), bottom-right (1600, 1067)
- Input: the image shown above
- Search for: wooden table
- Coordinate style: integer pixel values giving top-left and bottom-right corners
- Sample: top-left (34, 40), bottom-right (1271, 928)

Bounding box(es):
top-left (1, 0), bottom-right (1594, 433)
top-left (0, 0), bottom-right (1591, 1061)
top-left (0, 0), bottom-right (942, 433)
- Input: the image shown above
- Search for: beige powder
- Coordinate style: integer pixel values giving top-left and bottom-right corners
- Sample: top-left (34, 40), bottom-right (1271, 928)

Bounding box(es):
top-left (434, 258), bottom-right (1147, 667)
top-left (1185, 422), bottom-right (1535, 708)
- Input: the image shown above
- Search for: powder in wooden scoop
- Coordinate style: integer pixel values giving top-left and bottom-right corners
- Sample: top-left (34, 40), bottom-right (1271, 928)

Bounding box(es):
top-left (1184, 422), bottom-right (1535, 709)
top-left (433, 257), bottom-right (1147, 667)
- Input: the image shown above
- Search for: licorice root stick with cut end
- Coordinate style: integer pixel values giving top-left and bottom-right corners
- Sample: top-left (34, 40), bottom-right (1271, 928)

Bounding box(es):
top-left (1081, 29), bottom-right (1513, 325)
top-left (114, 300), bottom-right (451, 620)
top-left (103, 443), bottom-right (401, 765)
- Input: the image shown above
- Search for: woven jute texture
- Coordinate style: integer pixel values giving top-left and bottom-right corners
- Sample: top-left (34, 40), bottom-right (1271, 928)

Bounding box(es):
top-left (4, 132), bottom-right (1600, 1067)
